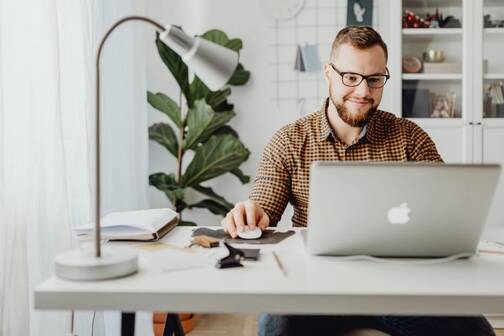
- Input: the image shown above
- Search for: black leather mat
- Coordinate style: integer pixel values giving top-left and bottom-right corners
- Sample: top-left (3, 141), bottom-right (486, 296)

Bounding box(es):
top-left (192, 228), bottom-right (295, 245)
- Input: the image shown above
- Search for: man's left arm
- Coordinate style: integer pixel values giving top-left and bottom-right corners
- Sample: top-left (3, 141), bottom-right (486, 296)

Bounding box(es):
top-left (407, 121), bottom-right (444, 162)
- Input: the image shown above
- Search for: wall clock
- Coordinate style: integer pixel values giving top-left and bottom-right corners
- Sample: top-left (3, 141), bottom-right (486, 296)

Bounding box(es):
top-left (260, 0), bottom-right (305, 20)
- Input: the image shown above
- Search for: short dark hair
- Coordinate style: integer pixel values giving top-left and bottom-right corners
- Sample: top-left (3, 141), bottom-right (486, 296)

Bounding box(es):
top-left (331, 26), bottom-right (388, 61)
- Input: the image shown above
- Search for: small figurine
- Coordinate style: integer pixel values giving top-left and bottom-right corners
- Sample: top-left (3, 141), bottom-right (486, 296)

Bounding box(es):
top-left (431, 98), bottom-right (450, 118)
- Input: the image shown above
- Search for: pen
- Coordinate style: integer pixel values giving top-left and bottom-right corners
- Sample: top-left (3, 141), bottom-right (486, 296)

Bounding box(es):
top-left (272, 251), bottom-right (287, 276)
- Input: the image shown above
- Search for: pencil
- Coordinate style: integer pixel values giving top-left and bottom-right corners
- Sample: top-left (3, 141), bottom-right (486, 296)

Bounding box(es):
top-left (272, 251), bottom-right (287, 276)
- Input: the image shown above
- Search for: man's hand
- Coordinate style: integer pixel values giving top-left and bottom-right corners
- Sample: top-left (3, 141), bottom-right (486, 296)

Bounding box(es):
top-left (221, 200), bottom-right (270, 238)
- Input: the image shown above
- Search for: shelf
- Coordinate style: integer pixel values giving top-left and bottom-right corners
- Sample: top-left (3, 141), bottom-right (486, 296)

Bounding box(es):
top-left (402, 28), bottom-right (463, 35)
top-left (402, 73), bottom-right (462, 80)
top-left (403, 0), bottom-right (462, 8)
top-left (484, 74), bottom-right (504, 80)
top-left (484, 28), bottom-right (504, 34)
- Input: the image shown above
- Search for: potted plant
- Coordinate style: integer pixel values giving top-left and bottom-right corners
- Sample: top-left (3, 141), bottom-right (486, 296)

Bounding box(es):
top-left (148, 28), bottom-right (251, 226)
top-left (148, 28), bottom-right (251, 335)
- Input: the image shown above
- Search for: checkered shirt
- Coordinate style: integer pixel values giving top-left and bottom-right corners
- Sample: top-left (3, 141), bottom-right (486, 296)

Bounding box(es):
top-left (249, 99), bottom-right (443, 227)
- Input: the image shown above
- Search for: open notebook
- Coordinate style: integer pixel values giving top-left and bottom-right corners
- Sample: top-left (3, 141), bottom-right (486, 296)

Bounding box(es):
top-left (73, 208), bottom-right (178, 241)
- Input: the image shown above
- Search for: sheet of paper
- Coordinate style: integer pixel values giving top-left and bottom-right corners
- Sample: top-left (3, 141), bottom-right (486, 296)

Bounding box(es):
top-left (301, 44), bottom-right (321, 72)
top-left (147, 248), bottom-right (212, 272)
top-left (136, 242), bottom-right (188, 252)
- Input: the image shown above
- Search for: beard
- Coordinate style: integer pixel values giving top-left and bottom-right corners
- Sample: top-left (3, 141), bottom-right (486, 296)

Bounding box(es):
top-left (329, 84), bottom-right (378, 127)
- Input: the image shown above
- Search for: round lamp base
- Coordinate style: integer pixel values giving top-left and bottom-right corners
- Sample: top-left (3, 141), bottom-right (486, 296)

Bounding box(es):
top-left (55, 247), bottom-right (138, 280)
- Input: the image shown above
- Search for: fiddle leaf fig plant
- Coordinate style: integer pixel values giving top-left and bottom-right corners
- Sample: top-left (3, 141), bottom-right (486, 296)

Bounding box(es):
top-left (148, 29), bottom-right (251, 226)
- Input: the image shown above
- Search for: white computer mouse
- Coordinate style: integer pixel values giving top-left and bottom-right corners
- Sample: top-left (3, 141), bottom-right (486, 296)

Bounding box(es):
top-left (237, 227), bottom-right (262, 240)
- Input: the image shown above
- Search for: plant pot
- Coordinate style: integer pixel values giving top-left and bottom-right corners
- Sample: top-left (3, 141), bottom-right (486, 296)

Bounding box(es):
top-left (153, 312), bottom-right (198, 336)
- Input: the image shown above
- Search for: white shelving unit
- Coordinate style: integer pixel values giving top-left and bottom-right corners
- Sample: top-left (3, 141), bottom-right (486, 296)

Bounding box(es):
top-left (388, 0), bottom-right (504, 231)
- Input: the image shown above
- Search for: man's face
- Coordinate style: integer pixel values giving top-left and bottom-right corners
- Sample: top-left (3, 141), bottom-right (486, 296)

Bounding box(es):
top-left (323, 43), bottom-right (387, 127)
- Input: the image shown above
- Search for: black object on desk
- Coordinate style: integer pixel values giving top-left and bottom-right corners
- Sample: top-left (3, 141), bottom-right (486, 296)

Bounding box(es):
top-left (241, 248), bottom-right (260, 261)
top-left (216, 242), bottom-right (245, 269)
top-left (192, 228), bottom-right (295, 244)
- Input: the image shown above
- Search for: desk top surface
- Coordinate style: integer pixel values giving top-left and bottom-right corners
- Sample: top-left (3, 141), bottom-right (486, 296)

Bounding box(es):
top-left (35, 227), bottom-right (504, 315)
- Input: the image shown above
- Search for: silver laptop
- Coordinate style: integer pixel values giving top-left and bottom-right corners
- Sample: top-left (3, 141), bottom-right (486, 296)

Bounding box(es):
top-left (305, 162), bottom-right (501, 257)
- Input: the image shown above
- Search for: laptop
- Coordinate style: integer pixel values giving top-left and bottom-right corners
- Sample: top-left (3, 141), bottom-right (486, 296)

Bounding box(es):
top-left (305, 162), bottom-right (501, 257)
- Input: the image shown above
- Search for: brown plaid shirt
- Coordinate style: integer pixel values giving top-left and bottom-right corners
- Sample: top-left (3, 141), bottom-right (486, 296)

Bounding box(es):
top-left (249, 99), bottom-right (443, 227)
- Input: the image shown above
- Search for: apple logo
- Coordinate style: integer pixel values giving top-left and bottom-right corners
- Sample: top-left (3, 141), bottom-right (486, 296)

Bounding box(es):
top-left (387, 202), bottom-right (411, 225)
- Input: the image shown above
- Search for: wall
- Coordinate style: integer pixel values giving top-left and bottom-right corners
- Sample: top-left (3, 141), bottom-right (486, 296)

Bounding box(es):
top-left (144, 0), bottom-right (392, 227)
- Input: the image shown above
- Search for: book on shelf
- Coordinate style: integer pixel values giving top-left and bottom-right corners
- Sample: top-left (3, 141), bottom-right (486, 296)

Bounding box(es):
top-left (73, 208), bottom-right (178, 241)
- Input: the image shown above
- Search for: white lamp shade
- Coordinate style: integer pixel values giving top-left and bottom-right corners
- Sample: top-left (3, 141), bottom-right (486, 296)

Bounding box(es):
top-left (159, 25), bottom-right (239, 91)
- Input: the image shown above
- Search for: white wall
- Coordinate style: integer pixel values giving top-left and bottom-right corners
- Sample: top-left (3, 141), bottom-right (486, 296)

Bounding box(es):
top-left (144, 0), bottom-right (392, 227)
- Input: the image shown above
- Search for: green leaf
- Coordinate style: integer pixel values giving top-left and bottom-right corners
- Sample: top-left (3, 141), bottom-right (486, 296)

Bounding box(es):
top-left (225, 39), bottom-right (243, 52)
top-left (230, 168), bottom-right (250, 184)
top-left (182, 134), bottom-right (250, 187)
top-left (155, 34), bottom-right (191, 106)
top-left (179, 220), bottom-right (197, 226)
top-left (213, 101), bottom-right (234, 112)
top-left (149, 123), bottom-right (179, 157)
top-left (147, 92), bottom-right (182, 128)
top-left (149, 173), bottom-right (185, 206)
top-left (227, 63), bottom-right (250, 86)
top-left (189, 76), bottom-right (210, 102)
top-left (200, 29), bottom-right (230, 46)
top-left (206, 88), bottom-right (231, 108)
top-left (192, 185), bottom-right (234, 209)
top-left (189, 78), bottom-right (231, 110)
top-left (189, 199), bottom-right (230, 216)
top-left (184, 100), bottom-right (235, 150)
top-left (214, 125), bottom-right (239, 138)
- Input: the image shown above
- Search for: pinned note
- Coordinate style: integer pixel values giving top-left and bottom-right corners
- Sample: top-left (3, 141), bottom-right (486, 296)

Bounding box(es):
top-left (294, 44), bottom-right (321, 73)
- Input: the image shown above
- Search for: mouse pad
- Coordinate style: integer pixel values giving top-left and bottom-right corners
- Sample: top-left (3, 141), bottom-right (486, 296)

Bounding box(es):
top-left (191, 228), bottom-right (295, 245)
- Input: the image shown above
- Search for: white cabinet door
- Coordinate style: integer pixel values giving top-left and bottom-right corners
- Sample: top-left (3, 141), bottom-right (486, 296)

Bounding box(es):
top-left (481, 126), bottom-right (504, 228)
top-left (423, 126), bottom-right (472, 163)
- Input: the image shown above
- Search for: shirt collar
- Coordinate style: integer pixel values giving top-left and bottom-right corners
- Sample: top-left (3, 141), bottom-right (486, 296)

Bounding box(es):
top-left (318, 98), bottom-right (374, 144)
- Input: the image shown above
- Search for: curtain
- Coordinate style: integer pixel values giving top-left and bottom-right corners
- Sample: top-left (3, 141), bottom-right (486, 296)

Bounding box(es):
top-left (0, 0), bottom-right (151, 335)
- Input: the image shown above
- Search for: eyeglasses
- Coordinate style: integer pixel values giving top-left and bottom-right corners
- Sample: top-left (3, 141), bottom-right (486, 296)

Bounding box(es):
top-left (329, 63), bottom-right (390, 88)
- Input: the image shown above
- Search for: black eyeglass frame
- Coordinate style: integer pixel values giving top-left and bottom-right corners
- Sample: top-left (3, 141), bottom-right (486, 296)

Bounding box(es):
top-left (329, 63), bottom-right (390, 88)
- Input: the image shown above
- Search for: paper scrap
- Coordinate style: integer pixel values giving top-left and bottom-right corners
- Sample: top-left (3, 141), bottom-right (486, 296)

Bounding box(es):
top-left (148, 248), bottom-right (211, 272)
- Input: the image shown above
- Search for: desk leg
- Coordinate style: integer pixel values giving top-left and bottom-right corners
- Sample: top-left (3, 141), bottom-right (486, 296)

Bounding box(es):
top-left (162, 313), bottom-right (185, 336)
top-left (121, 312), bottom-right (135, 336)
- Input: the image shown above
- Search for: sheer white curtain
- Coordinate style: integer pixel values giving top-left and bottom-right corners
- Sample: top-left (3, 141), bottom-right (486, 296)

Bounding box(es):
top-left (0, 0), bottom-right (151, 335)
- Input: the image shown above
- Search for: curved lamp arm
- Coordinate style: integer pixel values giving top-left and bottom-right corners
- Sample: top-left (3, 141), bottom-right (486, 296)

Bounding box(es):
top-left (95, 16), bottom-right (165, 257)
top-left (94, 16), bottom-right (238, 257)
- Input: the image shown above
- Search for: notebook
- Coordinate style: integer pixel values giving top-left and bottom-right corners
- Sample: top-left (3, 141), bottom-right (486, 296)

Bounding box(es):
top-left (73, 208), bottom-right (178, 241)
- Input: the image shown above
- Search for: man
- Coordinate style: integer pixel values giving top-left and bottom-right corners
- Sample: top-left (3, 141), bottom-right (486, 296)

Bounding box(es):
top-left (222, 26), bottom-right (495, 336)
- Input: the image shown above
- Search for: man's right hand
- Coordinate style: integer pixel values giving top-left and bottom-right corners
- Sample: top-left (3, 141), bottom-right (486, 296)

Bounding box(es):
top-left (221, 199), bottom-right (270, 238)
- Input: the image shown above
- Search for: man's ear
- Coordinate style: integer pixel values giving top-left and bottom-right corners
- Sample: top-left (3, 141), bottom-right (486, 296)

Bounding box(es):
top-left (323, 63), bottom-right (331, 83)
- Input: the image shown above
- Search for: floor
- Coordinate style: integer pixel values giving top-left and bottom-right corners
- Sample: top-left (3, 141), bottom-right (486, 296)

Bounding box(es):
top-left (187, 314), bottom-right (257, 336)
top-left (186, 314), bottom-right (504, 336)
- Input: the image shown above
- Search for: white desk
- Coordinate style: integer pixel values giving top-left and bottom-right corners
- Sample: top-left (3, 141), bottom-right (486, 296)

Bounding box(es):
top-left (35, 228), bottom-right (504, 328)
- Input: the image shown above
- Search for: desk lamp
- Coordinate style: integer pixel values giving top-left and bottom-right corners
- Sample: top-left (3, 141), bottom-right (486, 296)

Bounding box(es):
top-left (54, 16), bottom-right (238, 280)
